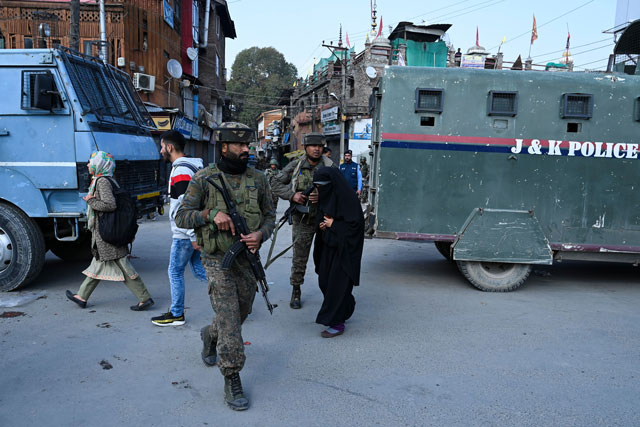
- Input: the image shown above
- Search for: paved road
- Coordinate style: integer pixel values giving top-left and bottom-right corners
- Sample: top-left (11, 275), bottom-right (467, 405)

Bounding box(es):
top-left (1, 207), bottom-right (639, 426)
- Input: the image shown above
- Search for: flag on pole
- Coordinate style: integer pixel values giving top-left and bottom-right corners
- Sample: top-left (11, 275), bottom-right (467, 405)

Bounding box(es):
top-left (476, 27), bottom-right (479, 46)
top-left (566, 31), bottom-right (570, 49)
top-left (501, 36), bottom-right (507, 44)
top-left (531, 15), bottom-right (538, 44)
top-left (346, 32), bottom-right (351, 48)
top-left (377, 16), bottom-right (383, 38)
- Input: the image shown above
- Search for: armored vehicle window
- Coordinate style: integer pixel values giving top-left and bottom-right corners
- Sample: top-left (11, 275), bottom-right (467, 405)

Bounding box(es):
top-left (420, 116), bottom-right (435, 127)
top-left (21, 71), bottom-right (63, 110)
top-left (567, 123), bottom-right (582, 133)
top-left (488, 91), bottom-right (518, 116)
top-left (562, 93), bottom-right (593, 119)
top-left (59, 48), bottom-right (154, 129)
top-left (416, 88), bottom-right (443, 113)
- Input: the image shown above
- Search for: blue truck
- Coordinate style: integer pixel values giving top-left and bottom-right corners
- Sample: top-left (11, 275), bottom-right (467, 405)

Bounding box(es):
top-left (0, 48), bottom-right (165, 291)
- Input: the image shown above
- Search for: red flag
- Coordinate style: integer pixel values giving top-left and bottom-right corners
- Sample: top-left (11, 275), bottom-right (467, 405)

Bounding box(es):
top-left (531, 15), bottom-right (538, 44)
top-left (377, 16), bottom-right (383, 38)
top-left (346, 32), bottom-right (351, 48)
top-left (476, 27), bottom-right (479, 46)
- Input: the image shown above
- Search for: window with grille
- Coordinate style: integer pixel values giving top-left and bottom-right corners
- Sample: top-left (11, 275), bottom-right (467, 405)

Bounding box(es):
top-left (415, 88), bottom-right (443, 113)
top-left (562, 93), bottom-right (593, 119)
top-left (21, 71), bottom-right (63, 110)
top-left (489, 91), bottom-right (518, 116)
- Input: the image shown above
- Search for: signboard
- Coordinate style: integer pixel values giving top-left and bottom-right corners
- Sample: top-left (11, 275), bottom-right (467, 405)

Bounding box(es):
top-left (191, 124), bottom-right (202, 141)
top-left (152, 116), bottom-right (171, 131)
top-left (461, 55), bottom-right (485, 69)
top-left (352, 119), bottom-right (372, 140)
top-left (202, 128), bottom-right (211, 142)
top-left (163, 0), bottom-right (174, 28)
top-left (323, 122), bottom-right (341, 135)
top-left (173, 116), bottom-right (193, 138)
top-left (321, 106), bottom-right (339, 123)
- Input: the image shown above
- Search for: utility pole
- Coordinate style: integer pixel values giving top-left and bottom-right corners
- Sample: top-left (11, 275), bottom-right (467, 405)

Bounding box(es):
top-left (322, 33), bottom-right (349, 160)
top-left (69, 0), bottom-right (80, 51)
top-left (311, 91), bottom-right (316, 132)
top-left (99, 0), bottom-right (108, 63)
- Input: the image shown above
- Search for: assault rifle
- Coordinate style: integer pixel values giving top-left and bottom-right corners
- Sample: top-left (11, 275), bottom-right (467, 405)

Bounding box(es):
top-left (205, 174), bottom-right (277, 314)
top-left (264, 184), bottom-right (316, 270)
top-left (280, 184), bottom-right (315, 225)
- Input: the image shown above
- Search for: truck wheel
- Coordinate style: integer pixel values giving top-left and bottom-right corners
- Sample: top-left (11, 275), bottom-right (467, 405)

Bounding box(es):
top-left (457, 261), bottom-right (531, 292)
top-left (49, 233), bottom-right (92, 262)
top-left (0, 204), bottom-right (46, 291)
top-left (434, 241), bottom-right (453, 260)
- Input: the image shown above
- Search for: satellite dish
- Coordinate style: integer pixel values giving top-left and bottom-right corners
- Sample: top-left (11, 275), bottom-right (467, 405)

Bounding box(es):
top-left (167, 59), bottom-right (183, 79)
top-left (186, 47), bottom-right (198, 61)
top-left (365, 66), bottom-right (378, 79)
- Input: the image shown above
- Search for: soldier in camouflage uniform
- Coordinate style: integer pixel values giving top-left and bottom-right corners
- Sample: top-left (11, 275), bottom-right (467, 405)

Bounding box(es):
top-left (175, 122), bottom-right (275, 411)
top-left (264, 158), bottom-right (280, 210)
top-left (359, 157), bottom-right (370, 204)
top-left (270, 133), bottom-right (334, 309)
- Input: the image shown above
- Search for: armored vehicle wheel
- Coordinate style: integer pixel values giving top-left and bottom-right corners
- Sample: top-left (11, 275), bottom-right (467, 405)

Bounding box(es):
top-left (49, 233), bottom-right (92, 262)
top-left (434, 241), bottom-right (453, 260)
top-left (0, 203), bottom-right (46, 291)
top-left (457, 261), bottom-right (531, 292)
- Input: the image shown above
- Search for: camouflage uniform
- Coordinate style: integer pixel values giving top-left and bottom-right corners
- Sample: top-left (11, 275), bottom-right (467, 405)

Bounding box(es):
top-left (264, 166), bottom-right (280, 210)
top-left (175, 152), bottom-right (275, 378)
top-left (270, 151), bottom-right (334, 288)
top-left (359, 159), bottom-right (370, 204)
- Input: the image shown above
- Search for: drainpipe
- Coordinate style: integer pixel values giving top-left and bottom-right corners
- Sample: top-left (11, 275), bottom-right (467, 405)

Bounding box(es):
top-left (99, 0), bottom-right (107, 63)
top-left (200, 0), bottom-right (211, 48)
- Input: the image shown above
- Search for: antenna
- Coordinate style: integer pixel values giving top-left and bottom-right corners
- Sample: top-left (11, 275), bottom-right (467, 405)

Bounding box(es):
top-left (165, 59), bottom-right (183, 108)
top-left (167, 59), bottom-right (183, 79)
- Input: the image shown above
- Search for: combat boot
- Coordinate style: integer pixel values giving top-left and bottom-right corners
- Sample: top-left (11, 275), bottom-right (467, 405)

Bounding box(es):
top-left (200, 325), bottom-right (217, 366)
top-left (290, 285), bottom-right (301, 309)
top-left (224, 373), bottom-right (249, 411)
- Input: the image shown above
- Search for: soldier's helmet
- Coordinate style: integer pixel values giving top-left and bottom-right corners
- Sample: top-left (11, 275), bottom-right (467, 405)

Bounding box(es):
top-left (270, 159), bottom-right (279, 166)
top-left (303, 132), bottom-right (325, 146)
top-left (215, 122), bottom-right (255, 143)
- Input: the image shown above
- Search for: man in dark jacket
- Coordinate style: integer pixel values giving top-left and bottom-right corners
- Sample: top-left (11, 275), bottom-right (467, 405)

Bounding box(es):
top-left (339, 150), bottom-right (362, 195)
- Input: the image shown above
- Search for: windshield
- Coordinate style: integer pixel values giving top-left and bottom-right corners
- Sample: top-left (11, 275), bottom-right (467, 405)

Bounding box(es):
top-left (59, 47), bottom-right (155, 129)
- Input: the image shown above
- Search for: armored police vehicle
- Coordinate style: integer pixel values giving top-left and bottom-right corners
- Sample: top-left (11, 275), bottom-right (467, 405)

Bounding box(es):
top-left (368, 60), bottom-right (640, 291)
top-left (0, 48), bottom-right (164, 291)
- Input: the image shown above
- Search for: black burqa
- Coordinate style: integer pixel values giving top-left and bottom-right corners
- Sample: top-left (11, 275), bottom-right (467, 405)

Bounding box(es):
top-left (313, 167), bottom-right (365, 326)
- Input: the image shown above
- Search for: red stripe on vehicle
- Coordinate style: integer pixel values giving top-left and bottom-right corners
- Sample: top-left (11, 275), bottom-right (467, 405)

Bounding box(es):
top-left (381, 133), bottom-right (551, 147)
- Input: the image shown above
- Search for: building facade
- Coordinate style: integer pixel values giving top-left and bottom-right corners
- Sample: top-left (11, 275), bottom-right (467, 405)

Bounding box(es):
top-left (0, 0), bottom-right (236, 163)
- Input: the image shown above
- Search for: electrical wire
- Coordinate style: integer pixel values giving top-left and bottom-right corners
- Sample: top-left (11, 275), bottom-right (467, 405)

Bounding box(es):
top-left (488, 0), bottom-right (597, 50)
top-left (534, 41), bottom-right (614, 63)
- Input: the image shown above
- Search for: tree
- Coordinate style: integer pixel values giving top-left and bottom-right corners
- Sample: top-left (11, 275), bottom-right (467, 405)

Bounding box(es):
top-left (226, 47), bottom-right (297, 128)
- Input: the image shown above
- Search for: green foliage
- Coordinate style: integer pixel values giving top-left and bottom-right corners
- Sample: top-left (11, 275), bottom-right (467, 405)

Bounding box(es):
top-left (227, 47), bottom-right (297, 128)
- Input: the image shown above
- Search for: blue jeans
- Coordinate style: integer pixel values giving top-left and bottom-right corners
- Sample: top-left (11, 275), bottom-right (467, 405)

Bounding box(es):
top-left (168, 238), bottom-right (207, 316)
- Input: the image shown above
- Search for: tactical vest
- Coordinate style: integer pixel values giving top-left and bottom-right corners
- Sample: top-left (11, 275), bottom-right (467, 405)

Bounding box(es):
top-left (196, 165), bottom-right (262, 255)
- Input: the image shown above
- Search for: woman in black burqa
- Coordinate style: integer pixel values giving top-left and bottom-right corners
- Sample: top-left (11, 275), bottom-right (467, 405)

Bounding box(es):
top-left (312, 166), bottom-right (364, 338)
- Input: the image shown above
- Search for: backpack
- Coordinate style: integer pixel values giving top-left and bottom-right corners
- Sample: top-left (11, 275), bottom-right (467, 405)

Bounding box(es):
top-left (172, 161), bottom-right (201, 174)
top-left (97, 177), bottom-right (139, 247)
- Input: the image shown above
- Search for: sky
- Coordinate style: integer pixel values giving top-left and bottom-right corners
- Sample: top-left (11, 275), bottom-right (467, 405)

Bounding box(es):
top-left (224, 0), bottom-right (620, 78)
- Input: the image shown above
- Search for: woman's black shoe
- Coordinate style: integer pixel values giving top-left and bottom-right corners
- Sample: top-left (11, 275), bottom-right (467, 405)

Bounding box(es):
top-left (66, 290), bottom-right (87, 309)
top-left (130, 298), bottom-right (154, 311)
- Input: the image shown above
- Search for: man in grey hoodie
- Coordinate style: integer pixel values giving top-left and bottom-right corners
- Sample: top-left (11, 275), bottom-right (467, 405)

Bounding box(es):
top-left (152, 130), bottom-right (207, 326)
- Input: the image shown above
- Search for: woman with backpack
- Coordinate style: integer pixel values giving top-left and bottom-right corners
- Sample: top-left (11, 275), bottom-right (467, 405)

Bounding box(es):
top-left (66, 151), bottom-right (154, 310)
